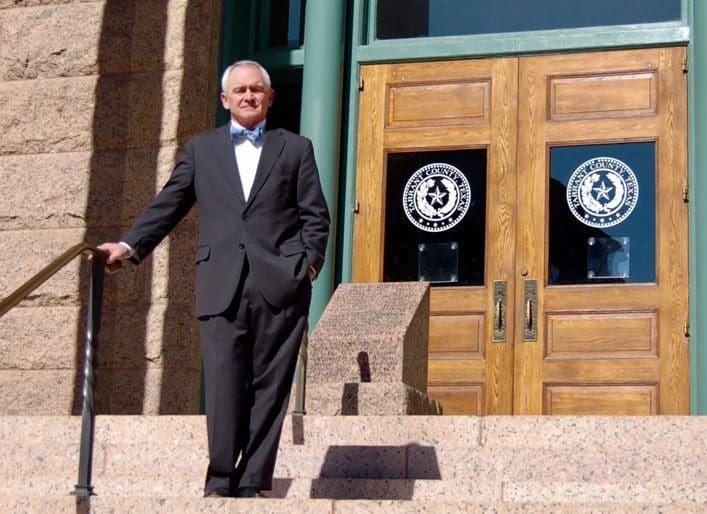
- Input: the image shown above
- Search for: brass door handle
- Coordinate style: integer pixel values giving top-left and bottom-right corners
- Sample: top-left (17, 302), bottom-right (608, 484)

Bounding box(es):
top-left (495, 299), bottom-right (503, 331)
top-left (525, 298), bottom-right (532, 330)
top-left (523, 279), bottom-right (537, 341)
top-left (493, 280), bottom-right (507, 342)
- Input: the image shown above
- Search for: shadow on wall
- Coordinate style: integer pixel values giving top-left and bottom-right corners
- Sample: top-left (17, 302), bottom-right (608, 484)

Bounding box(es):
top-left (75, 0), bottom-right (219, 414)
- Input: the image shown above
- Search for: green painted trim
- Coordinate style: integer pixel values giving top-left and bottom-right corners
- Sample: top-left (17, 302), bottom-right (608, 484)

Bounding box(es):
top-left (216, 1), bottom-right (256, 126)
top-left (260, 0), bottom-right (272, 51)
top-left (338, 82), bottom-right (358, 284)
top-left (358, 24), bottom-right (689, 63)
top-left (299, 0), bottom-right (346, 327)
top-left (361, 0), bottom-right (689, 61)
top-left (253, 1), bottom-right (306, 64)
top-left (690, 0), bottom-right (707, 414)
top-left (339, 2), bottom-right (366, 285)
top-left (251, 48), bottom-right (305, 68)
top-left (248, 0), bottom-right (259, 55)
top-left (218, 1), bottom-right (252, 71)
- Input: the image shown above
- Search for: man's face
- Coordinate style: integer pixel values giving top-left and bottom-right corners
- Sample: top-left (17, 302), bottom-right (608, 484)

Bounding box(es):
top-left (220, 65), bottom-right (274, 128)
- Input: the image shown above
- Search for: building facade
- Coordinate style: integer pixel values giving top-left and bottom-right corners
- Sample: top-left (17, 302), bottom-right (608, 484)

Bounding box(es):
top-left (1, 0), bottom-right (705, 416)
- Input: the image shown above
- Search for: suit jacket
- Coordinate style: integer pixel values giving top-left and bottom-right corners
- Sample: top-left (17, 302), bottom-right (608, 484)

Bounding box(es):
top-left (122, 124), bottom-right (330, 317)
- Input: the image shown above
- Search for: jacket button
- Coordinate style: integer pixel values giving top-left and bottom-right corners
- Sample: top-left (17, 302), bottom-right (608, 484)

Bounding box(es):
top-left (238, 243), bottom-right (245, 249)
top-left (241, 213), bottom-right (248, 220)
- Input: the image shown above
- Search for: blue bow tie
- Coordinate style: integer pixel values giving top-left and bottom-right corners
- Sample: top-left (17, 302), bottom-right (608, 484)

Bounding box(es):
top-left (230, 126), bottom-right (264, 144)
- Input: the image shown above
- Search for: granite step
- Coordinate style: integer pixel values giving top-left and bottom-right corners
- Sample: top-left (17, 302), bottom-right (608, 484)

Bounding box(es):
top-left (274, 445), bottom-right (706, 482)
top-left (3, 466), bottom-right (707, 501)
top-left (0, 496), bottom-right (333, 514)
top-left (4, 414), bottom-right (706, 453)
top-left (1, 414), bottom-right (706, 505)
top-left (269, 478), bottom-right (707, 503)
top-left (2, 474), bottom-right (706, 504)
top-left (1, 496), bottom-right (705, 514)
top-left (3, 444), bottom-right (704, 487)
top-left (2, 417), bottom-right (704, 481)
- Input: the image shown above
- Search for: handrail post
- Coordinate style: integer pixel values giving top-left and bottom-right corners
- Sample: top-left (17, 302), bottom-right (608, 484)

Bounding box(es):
top-left (293, 331), bottom-right (308, 415)
top-left (71, 251), bottom-right (105, 497)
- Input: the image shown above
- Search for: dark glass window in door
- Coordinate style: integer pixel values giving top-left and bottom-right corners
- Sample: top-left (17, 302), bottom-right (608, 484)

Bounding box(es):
top-left (384, 150), bottom-right (487, 286)
top-left (549, 142), bottom-right (656, 285)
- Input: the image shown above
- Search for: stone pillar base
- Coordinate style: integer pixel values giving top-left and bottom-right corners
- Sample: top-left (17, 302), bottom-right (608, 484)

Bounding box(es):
top-left (305, 282), bottom-right (441, 415)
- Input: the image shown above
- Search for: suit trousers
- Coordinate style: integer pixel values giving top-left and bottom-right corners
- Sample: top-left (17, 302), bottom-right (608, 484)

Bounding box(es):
top-left (199, 258), bottom-right (310, 493)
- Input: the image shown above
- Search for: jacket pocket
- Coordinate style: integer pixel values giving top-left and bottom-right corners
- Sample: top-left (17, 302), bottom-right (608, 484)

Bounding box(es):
top-left (195, 244), bottom-right (211, 263)
top-left (279, 239), bottom-right (305, 256)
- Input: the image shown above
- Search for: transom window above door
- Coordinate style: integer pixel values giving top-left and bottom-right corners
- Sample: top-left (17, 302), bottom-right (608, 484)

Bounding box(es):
top-left (376, 0), bottom-right (681, 40)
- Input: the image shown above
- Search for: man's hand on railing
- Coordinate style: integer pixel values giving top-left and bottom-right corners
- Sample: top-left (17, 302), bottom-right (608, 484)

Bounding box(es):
top-left (89, 242), bottom-right (129, 273)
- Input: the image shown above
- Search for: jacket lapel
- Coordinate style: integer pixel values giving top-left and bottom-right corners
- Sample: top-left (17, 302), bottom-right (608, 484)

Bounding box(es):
top-left (213, 124), bottom-right (246, 205)
top-left (246, 129), bottom-right (285, 208)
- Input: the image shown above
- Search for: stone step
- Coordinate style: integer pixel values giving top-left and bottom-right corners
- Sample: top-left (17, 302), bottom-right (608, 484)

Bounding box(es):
top-left (4, 436), bottom-right (703, 485)
top-left (3, 416), bottom-right (706, 483)
top-left (3, 415), bottom-right (706, 451)
top-left (0, 496), bottom-right (333, 514)
top-left (3, 472), bottom-right (706, 503)
top-left (274, 445), bottom-right (705, 482)
top-left (1, 496), bottom-right (704, 514)
top-left (273, 478), bottom-right (707, 503)
top-left (479, 416), bottom-right (707, 450)
top-left (0, 415), bottom-right (480, 450)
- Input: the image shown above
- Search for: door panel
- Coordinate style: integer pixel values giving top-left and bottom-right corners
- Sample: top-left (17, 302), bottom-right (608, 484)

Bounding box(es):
top-left (544, 385), bottom-right (657, 415)
top-left (515, 48), bottom-right (689, 414)
top-left (354, 58), bottom-right (518, 415)
top-left (352, 48), bottom-right (689, 415)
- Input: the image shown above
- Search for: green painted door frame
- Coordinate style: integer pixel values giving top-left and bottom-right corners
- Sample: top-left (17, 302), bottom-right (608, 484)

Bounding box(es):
top-left (339, 0), bottom-right (705, 414)
top-left (689, 0), bottom-right (707, 414)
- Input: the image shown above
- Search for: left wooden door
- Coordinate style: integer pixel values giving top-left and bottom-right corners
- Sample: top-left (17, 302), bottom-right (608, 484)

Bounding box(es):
top-left (352, 58), bottom-right (519, 415)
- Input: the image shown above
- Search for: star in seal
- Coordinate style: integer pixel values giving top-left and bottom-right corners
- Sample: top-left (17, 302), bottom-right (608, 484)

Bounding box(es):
top-left (402, 163), bottom-right (471, 233)
top-left (566, 156), bottom-right (639, 228)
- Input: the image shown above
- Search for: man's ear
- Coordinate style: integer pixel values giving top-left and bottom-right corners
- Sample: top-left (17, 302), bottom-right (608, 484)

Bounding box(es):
top-left (220, 92), bottom-right (230, 110)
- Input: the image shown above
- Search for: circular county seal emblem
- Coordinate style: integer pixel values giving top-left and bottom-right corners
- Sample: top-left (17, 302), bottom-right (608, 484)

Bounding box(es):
top-left (566, 156), bottom-right (639, 228)
top-left (402, 162), bottom-right (471, 232)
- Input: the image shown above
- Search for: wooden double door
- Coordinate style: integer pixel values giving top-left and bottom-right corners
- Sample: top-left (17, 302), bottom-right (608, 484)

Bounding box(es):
top-left (352, 48), bottom-right (689, 415)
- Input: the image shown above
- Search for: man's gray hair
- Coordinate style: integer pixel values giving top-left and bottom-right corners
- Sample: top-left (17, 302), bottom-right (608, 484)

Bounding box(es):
top-left (221, 60), bottom-right (272, 92)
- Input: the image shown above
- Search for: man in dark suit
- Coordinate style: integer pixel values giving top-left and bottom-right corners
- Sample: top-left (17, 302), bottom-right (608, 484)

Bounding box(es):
top-left (96, 60), bottom-right (330, 498)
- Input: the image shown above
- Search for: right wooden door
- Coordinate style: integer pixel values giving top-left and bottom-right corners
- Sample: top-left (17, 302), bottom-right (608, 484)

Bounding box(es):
top-left (514, 48), bottom-right (689, 414)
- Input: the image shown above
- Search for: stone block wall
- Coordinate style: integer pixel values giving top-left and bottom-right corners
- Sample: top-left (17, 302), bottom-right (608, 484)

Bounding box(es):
top-left (0, 0), bottom-right (223, 414)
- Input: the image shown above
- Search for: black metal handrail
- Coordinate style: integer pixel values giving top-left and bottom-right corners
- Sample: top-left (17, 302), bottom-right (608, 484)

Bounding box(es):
top-left (0, 242), bottom-right (107, 497)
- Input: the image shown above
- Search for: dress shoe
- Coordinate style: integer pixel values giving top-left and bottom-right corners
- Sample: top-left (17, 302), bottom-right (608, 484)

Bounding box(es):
top-left (203, 487), bottom-right (231, 498)
top-left (235, 486), bottom-right (265, 498)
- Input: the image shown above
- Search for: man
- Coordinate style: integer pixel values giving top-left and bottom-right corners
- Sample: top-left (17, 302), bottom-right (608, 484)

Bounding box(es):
top-left (96, 60), bottom-right (330, 498)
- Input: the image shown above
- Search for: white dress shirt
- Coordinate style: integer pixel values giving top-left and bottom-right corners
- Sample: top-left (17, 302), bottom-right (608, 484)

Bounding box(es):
top-left (231, 120), bottom-right (265, 200)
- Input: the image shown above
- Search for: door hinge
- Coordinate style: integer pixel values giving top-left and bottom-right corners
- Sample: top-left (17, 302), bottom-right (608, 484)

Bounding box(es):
top-left (683, 57), bottom-right (688, 73)
top-left (359, 78), bottom-right (365, 91)
top-left (683, 185), bottom-right (689, 203)
top-left (353, 200), bottom-right (360, 214)
top-left (684, 321), bottom-right (691, 337)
